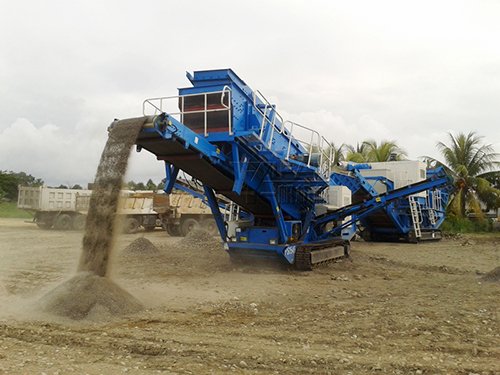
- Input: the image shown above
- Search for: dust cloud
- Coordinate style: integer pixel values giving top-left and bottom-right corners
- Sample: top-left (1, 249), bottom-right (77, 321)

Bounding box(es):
top-left (38, 117), bottom-right (149, 320)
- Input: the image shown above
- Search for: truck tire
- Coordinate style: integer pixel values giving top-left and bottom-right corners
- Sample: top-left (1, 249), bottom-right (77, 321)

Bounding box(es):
top-left (201, 218), bottom-right (218, 236)
top-left (35, 212), bottom-right (53, 230)
top-left (55, 214), bottom-right (72, 230)
top-left (180, 218), bottom-right (199, 237)
top-left (165, 224), bottom-right (181, 237)
top-left (72, 214), bottom-right (86, 231)
top-left (124, 218), bottom-right (140, 234)
top-left (36, 221), bottom-right (53, 230)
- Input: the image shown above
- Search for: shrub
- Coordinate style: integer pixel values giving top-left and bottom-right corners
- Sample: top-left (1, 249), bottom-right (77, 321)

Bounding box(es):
top-left (441, 216), bottom-right (493, 233)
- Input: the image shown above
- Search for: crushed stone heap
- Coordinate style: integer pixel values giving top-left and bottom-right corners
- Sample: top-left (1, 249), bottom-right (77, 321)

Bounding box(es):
top-left (481, 266), bottom-right (500, 282)
top-left (38, 272), bottom-right (143, 320)
top-left (175, 229), bottom-right (224, 253)
top-left (122, 237), bottom-right (160, 255)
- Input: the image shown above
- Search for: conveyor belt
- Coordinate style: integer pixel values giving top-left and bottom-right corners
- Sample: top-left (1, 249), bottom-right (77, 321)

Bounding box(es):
top-left (136, 130), bottom-right (274, 217)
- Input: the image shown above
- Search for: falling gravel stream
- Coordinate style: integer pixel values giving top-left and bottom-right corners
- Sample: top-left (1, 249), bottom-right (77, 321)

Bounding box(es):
top-left (38, 117), bottom-right (150, 319)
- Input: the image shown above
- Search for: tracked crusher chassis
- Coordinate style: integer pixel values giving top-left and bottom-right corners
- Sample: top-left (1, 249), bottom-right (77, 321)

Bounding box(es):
top-left (225, 239), bottom-right (351, 271)
top-left (294, 240), bottom-right (350, 271)
top-left (130, 69), bottom-right (452, 270)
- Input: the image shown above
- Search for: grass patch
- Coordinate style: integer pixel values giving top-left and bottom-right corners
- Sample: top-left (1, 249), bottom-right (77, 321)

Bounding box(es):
top-left (0, 201), bottom-right (32, 218)
top-left (441, 216), bottom-right (494, 233)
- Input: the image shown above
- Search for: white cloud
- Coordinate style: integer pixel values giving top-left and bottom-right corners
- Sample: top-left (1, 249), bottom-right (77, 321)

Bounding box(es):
top-left (0, 117), bottom-right (167, 187)
top-left (0, 118), bottom-right (104, 187)
top-left (1, 0), bottom-right (499, 187)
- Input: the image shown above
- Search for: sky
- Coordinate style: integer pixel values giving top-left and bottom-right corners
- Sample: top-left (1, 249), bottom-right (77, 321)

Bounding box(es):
top-left (1, 0), bottom-right (499, 188)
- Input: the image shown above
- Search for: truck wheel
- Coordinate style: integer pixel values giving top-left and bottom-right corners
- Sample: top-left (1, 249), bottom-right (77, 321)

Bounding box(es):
top-left (124, 218), bottom-right (140, 234)
top-left (72, 214), bottom-right (86, 231)
top-left (180, 218), bottom-right (199, 237)
top-left (165, 224), bottom-right (181, 237)
top-left (36, 221), bottom-right (53, 230)
top-left (201, 218), bottom-right (218, 236)
top-left (55, 214), bottom-right (72, 230)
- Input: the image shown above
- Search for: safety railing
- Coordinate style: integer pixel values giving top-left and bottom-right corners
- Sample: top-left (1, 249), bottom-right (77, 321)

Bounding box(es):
top-left (430, 190), bottom-right (442, 211)
top-left (253, 90), bottom-right (285, 145)
top-left (252, 91), bottom-right (333, 180)
top-left (283, 121), bottom-right (334, 180)
top-left (426, 190), bottom-right (443, 226)
top-left (142, 86), bottom-right (232, 136)
top-left (428, 207), bottom-right (437, 226)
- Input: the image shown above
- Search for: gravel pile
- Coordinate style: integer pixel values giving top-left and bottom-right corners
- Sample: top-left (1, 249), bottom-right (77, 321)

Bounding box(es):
top-left (37, 272), bottom-right (143, 320)
top-left (122, 237), bottom-right (160, 255)
top-left (481, 266), bottom-right (500, 282)
top-left (443, 232), bottom-right (464, 241)
top-left (175, 229), bottom-right (224, 253)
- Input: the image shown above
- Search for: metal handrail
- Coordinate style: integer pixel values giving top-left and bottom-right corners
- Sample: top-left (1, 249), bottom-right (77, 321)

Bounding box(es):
top-left (433, 190), bottom-right (442, 211)
top-left (251, 91), bottom-right (333, 180)
top-left (142, 87), bottom-right (232, 136)
top-left (145, 88), bottom-right (333, 179)
top-left (283, 121), bottom-right (333, 179)
top-left (319, 135), bottom-right (334, 179)
top-left (426, 189), bottom-right (442, 226)
top-left (253, 90), bottom-right (285, 143)
top-left (428, 190), bottom-right (442, 226)
top-left (221, 86), bottom-right (233, 135)
top-left (284, 120), bottom-right (321, 158)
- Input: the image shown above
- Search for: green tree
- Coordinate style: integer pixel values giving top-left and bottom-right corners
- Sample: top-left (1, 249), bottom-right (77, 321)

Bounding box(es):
top-left (135, 182), bottom-right (146, 190)
top-left (0, 171), bottom-right (44, 201)
top-left (345, 142), bottom-right (368, 163)
top-left (423, 131), bottom-right (500, 219)
top-left (125, 180), bottom-right (157, 191)
top-left (146, 179), bottom-right (157, 190)
top-left (362, 139), bottom-right (407, 162)
top-left (484, 172), bottom-right (500, 191)
top-left (125, 181), bottom-right (137, 190)
top-left (344, 140), bottom-right (407, 163)
top-left (157, 179), bottom-right (165, 190)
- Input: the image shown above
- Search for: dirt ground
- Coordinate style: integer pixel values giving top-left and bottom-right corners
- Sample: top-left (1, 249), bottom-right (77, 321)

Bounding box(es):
top-left (1, 218), bottom-right (500, 375)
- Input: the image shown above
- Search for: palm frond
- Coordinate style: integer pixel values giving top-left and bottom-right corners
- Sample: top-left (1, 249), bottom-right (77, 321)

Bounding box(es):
top-left (426, 131), bottom-right (500, 219)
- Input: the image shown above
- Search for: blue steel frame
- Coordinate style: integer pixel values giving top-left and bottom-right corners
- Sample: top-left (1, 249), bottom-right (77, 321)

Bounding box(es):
top-left (136, 69), bottom-right (453, 265)
top-left (330, 163), bottom-right (450, 241)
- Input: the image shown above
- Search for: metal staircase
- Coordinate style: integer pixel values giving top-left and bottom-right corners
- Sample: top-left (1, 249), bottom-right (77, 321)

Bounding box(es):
top-left (409, 195), bottom-right (422, 239)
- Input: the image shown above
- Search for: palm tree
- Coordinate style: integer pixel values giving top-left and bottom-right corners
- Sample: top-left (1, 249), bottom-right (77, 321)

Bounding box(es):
top-left (363, 139), bottom-right (408, 162)
top-left (346, 139), bottom-right (407, 162)
top-left (345, 142), bottom-right (368, 163)
top-left (323, 142), bottom-right (345, 171)
top-left (422, 131), bottom-right (500, 219)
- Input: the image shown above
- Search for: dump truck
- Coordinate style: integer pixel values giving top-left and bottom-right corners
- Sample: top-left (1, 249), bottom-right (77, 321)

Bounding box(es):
top-left (156, 192), bottom-right (218, 236)
top-left (75, 190), bottom-right (163, 233)
top-left (17, 186), bottom-right (163, 233)
top-left (18, 186), bottom-right (93, 230)
top-left (18, 186), bottom-right (218, 235)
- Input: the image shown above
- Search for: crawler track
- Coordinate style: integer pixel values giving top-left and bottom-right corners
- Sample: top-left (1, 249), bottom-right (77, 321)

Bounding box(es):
top-left (295, 240), bottom-right (351, 271)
